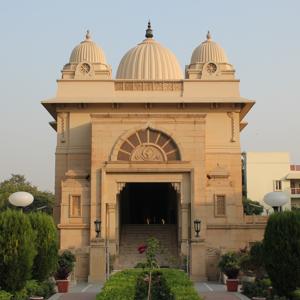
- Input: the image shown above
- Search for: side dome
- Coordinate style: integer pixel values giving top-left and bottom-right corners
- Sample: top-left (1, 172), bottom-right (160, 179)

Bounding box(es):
top-left (116, 22), bottom-right (182, 80)
top-left (69, 31), bottom-right (107, 64)
top-left (190, 31), bottom-right (228, 64)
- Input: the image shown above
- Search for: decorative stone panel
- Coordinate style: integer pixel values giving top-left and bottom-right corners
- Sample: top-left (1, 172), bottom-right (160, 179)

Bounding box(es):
top-left (117, 128), bottom-right (180, 161)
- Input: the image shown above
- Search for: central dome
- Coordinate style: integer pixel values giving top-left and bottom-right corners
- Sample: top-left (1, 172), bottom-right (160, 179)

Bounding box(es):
top-left (116, 22), bottom-right (182, 80)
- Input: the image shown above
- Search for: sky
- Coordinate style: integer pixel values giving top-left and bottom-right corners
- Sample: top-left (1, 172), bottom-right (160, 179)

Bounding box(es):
top-left (0, 0), bottom-right (299, 192)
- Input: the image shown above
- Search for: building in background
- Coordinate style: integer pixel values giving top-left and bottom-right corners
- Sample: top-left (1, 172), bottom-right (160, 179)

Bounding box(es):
top-left (243, 152), bottom-right (300, 212)
top-left (288, 164), bottom-right (300, 208)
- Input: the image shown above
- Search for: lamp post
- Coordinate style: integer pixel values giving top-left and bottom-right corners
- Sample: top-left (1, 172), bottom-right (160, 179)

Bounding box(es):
top-left (194, 219), bottom-right (201, 237)
top-left (94, 219), bottom-right (101, 238)
top-left (263, 191), bottom-right (289, 212)
top-left (8, 191), bottom-right (34, 211)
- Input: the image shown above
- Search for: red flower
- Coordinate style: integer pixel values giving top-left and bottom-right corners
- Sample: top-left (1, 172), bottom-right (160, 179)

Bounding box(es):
top-left (138, 244), bottom-right (147, 254)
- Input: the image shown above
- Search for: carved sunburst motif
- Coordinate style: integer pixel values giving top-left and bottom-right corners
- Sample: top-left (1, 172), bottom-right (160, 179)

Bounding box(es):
top-left (117, 128), bottom-right (180, 161)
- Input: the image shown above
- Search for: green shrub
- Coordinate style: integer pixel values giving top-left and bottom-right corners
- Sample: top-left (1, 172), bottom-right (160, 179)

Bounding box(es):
top-left (243, 197), bottom-right (264, 215)
top-left (97, 269), bottom-right (202, 300)
top-left (242, 279), bottom-right (271, 299)
top-left (161, 269), bottom-right (201, 300)
top-left (135, 271), bottom-right (174, 300)
top-left (38, 280), bottom-right (56, 299)
top-left (97, 269), bottom-right (141, 300)
top-left (263, 210), bottom-right (300, 296)
top-left (12, 288), bottom-right (27, 300)
top-left (10, 280), bottom-right (55, 300)
top-left (28, 212), bottom-right (58, 281)
top-left (240, 241), bottom-right (266, 279)
top-left (291, 289), bottom-right (300, 300)
top-left (218, 251), bottom-right (240, 279)
top-left (0, 209), bottom-right (36, 292)
top-left (54, 250), bottom-right (76, 280)
top-left (24, 280), bottom-right (44, 298)
top-left (0, 291), bottom-right (12, 300)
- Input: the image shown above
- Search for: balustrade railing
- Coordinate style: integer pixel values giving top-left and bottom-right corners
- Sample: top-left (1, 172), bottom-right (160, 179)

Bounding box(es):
top-left (291, 188), bottom-right (300, 195)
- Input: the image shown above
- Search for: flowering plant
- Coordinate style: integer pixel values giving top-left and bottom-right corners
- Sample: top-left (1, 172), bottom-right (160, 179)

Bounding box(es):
top-left (138, 244), bottom-right (147, 254)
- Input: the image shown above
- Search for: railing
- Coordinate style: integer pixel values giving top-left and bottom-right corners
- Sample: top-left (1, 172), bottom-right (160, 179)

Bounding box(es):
top-left (290, 165), bottom-right (300, 171)
top-left (244, 215), bottom-right (268, 224)
top-left (291, 188), bottom-right (300, 195)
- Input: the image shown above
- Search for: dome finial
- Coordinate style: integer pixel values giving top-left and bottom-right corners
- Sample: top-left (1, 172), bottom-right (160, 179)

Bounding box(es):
top-left (85, 30), bottom-right (91, 41)
top-left (206, 30), bottom-right (212, 41)
top-left (145, 20), bottom-right (153, 38)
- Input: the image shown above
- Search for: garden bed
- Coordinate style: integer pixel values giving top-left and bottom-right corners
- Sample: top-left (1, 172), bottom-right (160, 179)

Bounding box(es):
top-left (97, 268), bottom-right (202, 300)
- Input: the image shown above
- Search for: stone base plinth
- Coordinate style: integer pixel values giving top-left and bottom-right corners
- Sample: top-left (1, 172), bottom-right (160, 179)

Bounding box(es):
top-left (88, 238), bottom-right (106, 283)
top-left (190, 239), bottom-right (207, 281)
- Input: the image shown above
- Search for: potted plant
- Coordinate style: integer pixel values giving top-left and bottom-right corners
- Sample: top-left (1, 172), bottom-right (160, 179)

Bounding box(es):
top-left (54, 250), bottom-right (76, 293)
top-left (218, 251), bottom-right (241, 292)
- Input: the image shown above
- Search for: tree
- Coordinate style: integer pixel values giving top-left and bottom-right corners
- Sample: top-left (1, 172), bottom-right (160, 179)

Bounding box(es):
top-left (242, 197), bottom-right (264, 215)
top-left (29, 212), bottom-right (58, 281)
top-left (0, 174), bottom-right (54, 214)
top-left (0, 209), bottom-right (36, 292)
top-left (263, 210), bottom-right (300, 296)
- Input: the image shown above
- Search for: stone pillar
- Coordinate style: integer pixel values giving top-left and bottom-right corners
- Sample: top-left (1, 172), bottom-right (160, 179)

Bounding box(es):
top-left (180, 203), bottom-right (189, 255)
top-left (107, 203), bottom-right (116, 240)
top-left (190, 238), bottom-right (207, 281)
top-left (88, 238), bottom-right (106, 283)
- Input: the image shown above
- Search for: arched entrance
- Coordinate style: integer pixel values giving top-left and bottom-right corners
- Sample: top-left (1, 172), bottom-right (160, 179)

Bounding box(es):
top-left (118, 182), bottom-right (179, 268)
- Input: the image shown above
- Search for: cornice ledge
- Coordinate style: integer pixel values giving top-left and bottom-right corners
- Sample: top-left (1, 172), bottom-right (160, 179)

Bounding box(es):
top-left (207, 223), bottom-right (267, 230)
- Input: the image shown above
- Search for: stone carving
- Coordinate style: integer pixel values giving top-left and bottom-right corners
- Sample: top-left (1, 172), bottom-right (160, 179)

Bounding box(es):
top-left (115, 81), bottom-right (183, 91)
top-left (227, 112), bottom-right (236, 142)
top-left (117, 128), bottom-right (180, 161)
top-left (206, 247), bottom-right (221, 257)
top-left (131, 145), bottom-right (165, 161)
top-left (117, 182), bottom-right (126, 194)
top-left (59, 113), bottom-right (68, 143)
top-left (171, 182), bottom-right (181, 193)
top-left (207, 164), bottom-right (230, 179)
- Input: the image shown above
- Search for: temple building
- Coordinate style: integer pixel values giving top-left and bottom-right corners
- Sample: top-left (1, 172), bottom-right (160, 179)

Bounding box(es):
top-left (42, 22), bottom-right (266, 282)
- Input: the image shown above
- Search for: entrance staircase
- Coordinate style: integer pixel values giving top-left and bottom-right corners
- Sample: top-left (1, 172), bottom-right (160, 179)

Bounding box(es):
top-left (117, 224), bottom-right (178, 269)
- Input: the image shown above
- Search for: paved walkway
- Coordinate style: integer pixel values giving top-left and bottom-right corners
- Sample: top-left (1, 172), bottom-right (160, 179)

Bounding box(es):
top-left (195, 282), bottom-right (250, 300)
top-left (49, 281), bottom-right (250, 300)
top-left (48, 283), bottom-right (102, 300)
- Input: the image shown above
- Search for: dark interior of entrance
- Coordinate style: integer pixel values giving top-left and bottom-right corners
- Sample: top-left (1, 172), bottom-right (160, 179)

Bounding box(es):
top-left (120, 183), bottom-right (177, 224)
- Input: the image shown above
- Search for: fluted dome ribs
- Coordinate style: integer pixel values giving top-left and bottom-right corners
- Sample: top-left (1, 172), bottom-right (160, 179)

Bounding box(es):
top-left (190, 31), bottom-right (228, 64)
top-left (116, 22), bottom-right (182, 80)
top-left (69, 31), bottom-right (107, 64)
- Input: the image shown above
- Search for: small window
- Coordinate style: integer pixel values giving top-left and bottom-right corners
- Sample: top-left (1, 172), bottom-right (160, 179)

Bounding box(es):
top-left (70, 195), bottom-right (81, 217)
top-left (274, 180), bottom-right (282, 191)
top-left (215, 195), bottom-right (226, 217)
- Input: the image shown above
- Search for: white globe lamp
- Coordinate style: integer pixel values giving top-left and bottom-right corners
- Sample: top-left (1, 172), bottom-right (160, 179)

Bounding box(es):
top-left (263, 191), bottom-right (289, 212)
top-left (8, 191), bottom-right (34, 208)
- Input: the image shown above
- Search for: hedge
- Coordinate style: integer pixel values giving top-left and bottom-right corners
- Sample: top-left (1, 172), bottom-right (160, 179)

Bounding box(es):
top-left (29, 212), bottom-right (58, 281)
top-left (97, 268), bottom-right (202, 300)
top-left (263, 210), bottom-right (300, 296)
top-left (162, 269), bottom-right (201, 300)
top-left (0, 209), bottom-right (36, 292)
top-left (0, 291), bottom-right (12, 300)
top-left (97, 269), bottom-right (141, 300)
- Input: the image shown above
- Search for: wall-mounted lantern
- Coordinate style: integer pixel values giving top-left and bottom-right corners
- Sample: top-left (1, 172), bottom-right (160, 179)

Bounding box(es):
top-left (94, 219), bottom-right (101, 238)
top-left (194, 219), bottom-right (201, 237)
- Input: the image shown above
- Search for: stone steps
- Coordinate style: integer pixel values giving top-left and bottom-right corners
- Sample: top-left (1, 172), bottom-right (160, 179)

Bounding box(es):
top-left (117, 224), bottom-right (179, 269)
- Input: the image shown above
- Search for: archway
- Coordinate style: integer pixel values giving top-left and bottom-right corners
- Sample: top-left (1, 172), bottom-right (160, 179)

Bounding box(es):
top-left (117, 182), bottom-right (179, 268)
top-left (120, 183), bottom-right (177, 225)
